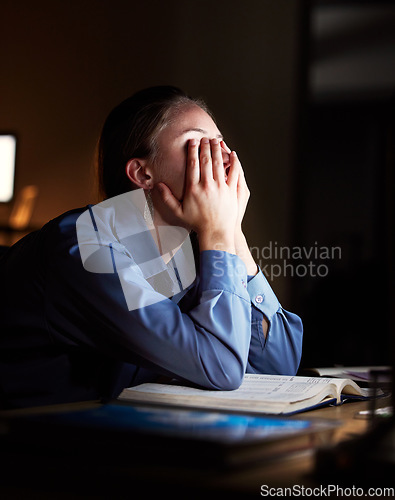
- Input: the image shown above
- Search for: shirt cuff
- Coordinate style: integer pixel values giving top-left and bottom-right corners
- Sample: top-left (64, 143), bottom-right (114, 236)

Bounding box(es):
top-left (199, 250), bottom-right (249, 300)
top-left (247, 268), bottom-right (280, 320)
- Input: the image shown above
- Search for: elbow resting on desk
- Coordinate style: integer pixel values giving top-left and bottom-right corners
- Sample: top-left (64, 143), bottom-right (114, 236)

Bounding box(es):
top-left (196, 348), bottom-right (247, 392)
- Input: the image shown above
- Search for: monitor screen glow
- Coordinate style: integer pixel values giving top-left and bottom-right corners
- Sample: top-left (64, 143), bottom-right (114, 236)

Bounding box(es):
top-left (0, 134), bottom-right (17, 203)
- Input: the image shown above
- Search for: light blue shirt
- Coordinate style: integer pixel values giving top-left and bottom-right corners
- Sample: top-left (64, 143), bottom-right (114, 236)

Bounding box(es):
top-left (0, 196), bottom-right (303, 408)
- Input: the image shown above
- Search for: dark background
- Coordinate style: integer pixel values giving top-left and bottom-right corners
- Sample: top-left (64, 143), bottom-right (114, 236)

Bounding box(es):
top-left (295, 1), bottom-right (395, 368)
top-left (1, 0), bottom-right (394, 370)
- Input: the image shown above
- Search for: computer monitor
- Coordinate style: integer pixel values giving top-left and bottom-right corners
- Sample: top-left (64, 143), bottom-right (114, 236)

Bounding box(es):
top-left (0, 134), bottom-right (17, 203)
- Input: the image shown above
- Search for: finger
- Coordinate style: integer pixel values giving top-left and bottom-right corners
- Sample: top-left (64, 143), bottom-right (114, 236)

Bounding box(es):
top-left (199, 137), bottom-right (212, 182)
top-left (211, 138), bottom-right (225, 183)
top-left (220, 140), bottom-right (231, 154)
top-left (227, 151), bottom-right (240, 188)
top-left (185, 138), bottom-right (200, 187)
top-left (237, 160), bottom-right (247, 187)
top-left (155, 182), bottom-right (182, 217)
top-left (237, 165), bottom-right (250, 200)
top-left (220, 141), bottom-right (231, 175)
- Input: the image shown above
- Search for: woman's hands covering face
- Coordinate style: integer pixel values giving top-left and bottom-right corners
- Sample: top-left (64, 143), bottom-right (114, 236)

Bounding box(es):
top-left (154, 137), bottom-right (248, 252)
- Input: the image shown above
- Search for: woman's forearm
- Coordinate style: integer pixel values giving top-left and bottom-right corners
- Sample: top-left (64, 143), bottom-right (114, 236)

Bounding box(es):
top-left (234, 229), bottom-right (258, 276)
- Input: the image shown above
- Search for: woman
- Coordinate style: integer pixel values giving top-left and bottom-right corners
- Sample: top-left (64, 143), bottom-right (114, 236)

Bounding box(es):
top-left (0, 86), bottom-right (302, 409)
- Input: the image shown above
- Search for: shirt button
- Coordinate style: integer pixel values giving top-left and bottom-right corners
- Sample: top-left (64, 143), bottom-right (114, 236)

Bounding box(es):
top-left (255, 294), bottom-right (264, 304)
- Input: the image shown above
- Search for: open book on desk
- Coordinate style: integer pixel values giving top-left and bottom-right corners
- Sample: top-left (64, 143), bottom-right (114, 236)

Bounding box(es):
top-left (118, 374), bottom-right (378, 415)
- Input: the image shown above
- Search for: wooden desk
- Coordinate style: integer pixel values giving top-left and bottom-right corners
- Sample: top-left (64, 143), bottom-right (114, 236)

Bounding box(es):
top-left (0, 397), bottom-right (392, 499)
top-left (119, 398), bottom-right (392, 497)
top-left (207, 398), bottom-right (392, 496)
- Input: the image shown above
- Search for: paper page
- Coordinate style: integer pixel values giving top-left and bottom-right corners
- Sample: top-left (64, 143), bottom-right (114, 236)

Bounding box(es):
top-left (128, 374), bottom-right (342, 404)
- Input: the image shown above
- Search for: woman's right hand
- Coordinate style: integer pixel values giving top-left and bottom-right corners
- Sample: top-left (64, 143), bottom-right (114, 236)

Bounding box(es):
top-left (156, 137), bottom-right (240, 253)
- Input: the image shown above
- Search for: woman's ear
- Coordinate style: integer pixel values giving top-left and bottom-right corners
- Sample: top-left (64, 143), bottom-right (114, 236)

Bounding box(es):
top-left (125, 159), bottom-right (154, 189)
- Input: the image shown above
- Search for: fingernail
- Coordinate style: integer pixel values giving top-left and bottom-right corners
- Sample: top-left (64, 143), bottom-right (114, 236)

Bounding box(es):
top-left (211, 138), bottom-right (219, 145)
top-left (201, 138), bottom-right (209, 144)
top-left (190, 139), bottom-right (197, 146)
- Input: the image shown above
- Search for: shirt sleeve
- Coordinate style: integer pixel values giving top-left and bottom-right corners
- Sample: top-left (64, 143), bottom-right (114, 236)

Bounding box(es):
top-left (46, 226), bottom-right (253, 392)
top-left (245, 269), bottom-right (303, 375)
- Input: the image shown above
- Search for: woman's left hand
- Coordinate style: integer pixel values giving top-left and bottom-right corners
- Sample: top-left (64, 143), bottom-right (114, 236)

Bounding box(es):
top-left (221, 141), bottom-right (250, 229)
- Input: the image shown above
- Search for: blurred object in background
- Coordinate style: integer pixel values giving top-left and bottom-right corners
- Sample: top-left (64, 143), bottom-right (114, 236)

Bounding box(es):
top-left (0, 134), bottom-right (17, 203)
top-left (9, 185), bottom-right (39, 231)
top-left (0, 185), bottom-right (39, 245)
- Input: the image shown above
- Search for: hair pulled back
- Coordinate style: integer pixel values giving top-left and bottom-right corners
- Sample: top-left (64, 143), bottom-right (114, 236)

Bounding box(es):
top-left (97, 85), bottom-right (210, 200)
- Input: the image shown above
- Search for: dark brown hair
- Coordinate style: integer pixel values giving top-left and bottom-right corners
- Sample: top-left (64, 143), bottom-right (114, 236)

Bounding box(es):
top-left (97, 85), bottom-right (210, 200)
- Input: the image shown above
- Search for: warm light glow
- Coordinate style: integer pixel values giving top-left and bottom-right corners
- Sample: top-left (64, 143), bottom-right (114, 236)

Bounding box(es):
top-left (0, 135), bottom-right (16, 203)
